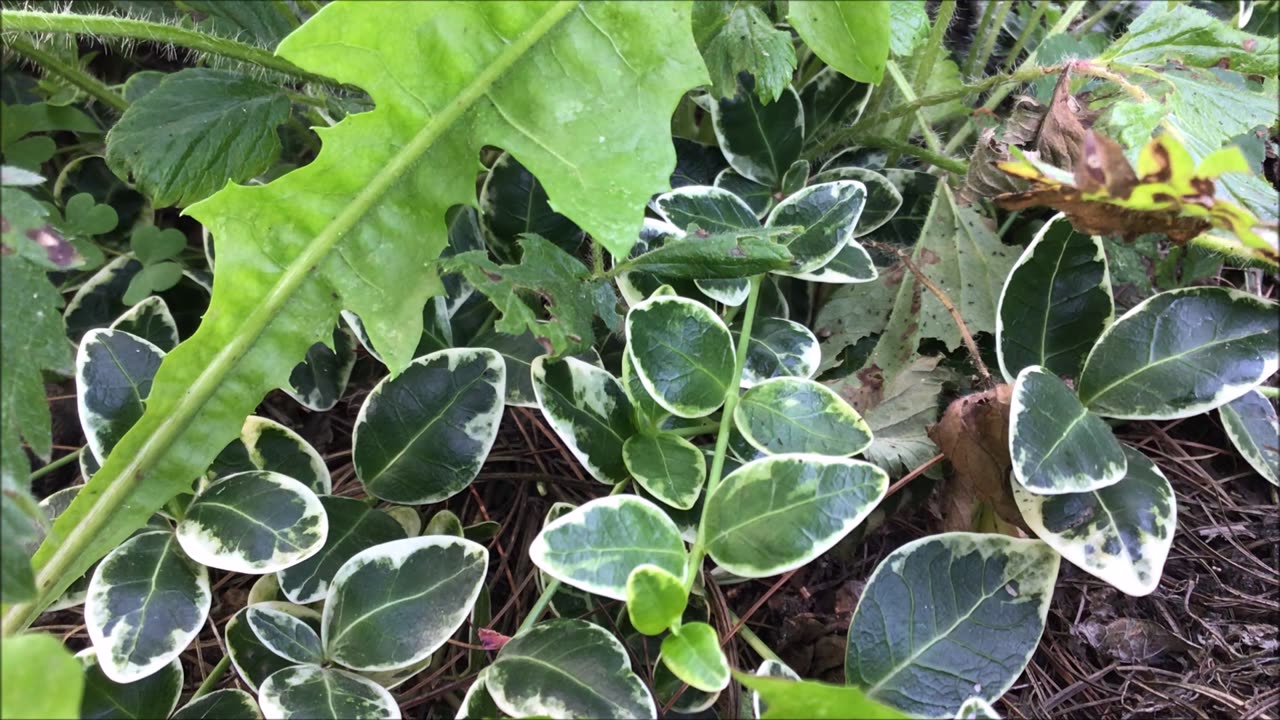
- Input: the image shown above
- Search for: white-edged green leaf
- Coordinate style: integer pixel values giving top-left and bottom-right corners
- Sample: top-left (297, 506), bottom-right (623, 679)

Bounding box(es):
top-left (1009, 366), bottom-right (1127, 494)
top-left (276, 496), bottom-right (407, 605)
top-left (809, 166), bottom-right (902, 237)
top-left (79, 650), bottom-right (182, 720)
top-left (171, 688), bottom-right (262, 719)
top-left (655, 660), bottom-right (720, 713)
top-left (846, 532), bottom-right (1060, 717)
top-left (651, 185), bottom-right (761, 308)
top-left (622, 349), bottom-right (671, 430)
top-left (532, 355), bottom-right (636, 484)
top-left (226, 602), bottom-right (321, 693)
top-left (76, 328), bottom-right (164, 466)
top-left (480, 151), bottom-right (584, 260)
top-left (800, 68), bottom-right (872, 154)
top-left (735, 378), bottom-right (873, 457)
top-left (660, 621), bottom-right (730, 692)
top-left (956, 696), bottom-right (1001, 719)
top-left (623, 433), bottom-right (706, 510)
top-left (323, 535), bottom-right (488, 672)
top-left (177, 471), bottom-right (327, 574)
top-left (715, 168), bottom-right (775, 217)
top-left (751, 659), bottom-right (800, 719)
top-left (457, 671), bottom-right (508, 719)
top-left (210, 415), bottom-right (331, 495)
top-left (997, 215), bottom-right (1113, 381)
top-left (245, 605), bottom-right (324, 666)
top-left (487, 619), bottom-right (655, 719)
top-left (704, 455), bottom-right (888, 577)
top-left (626, 563), bottom-right (687, 636)
top-left (711, 83), bottom-right (804, 187)
top-left (1077, 287), bottom-right (1279, 419)
top-left (354, 348), bottom-right (506, 504)
top-left (1014, 446), bottom-right (1176, 597)
top-left (738, 317), bottom-right (821, 388)
top-left (627, 295), bottom-right (735, 418)
top-left (530, 495), bottom-right (688, 600)
top-left (767, 180), bottom-right (868, 275)
top-left (283, 325), bottom-right (357, 412)
top-left (788, 241), bottom-right (877, 284)
top-left (85, 531), bottom-right (210, 683)
top-left (258, 666), bottom-right (400, 720)
top-left (535, 502), bottom-right (601, 619)
top-left (109, 296), bottom-right (179, 352)
top-left (470, 329), bottom-right (546, 407)
top-left (1220, 390), bottom-right (1279, 486)
top-left (1, 632), bottom-right (83, 720)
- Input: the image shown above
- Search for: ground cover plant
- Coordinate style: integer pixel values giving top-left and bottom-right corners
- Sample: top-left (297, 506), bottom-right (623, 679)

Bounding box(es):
top-left (2, 1), bottom-right (1277, 718)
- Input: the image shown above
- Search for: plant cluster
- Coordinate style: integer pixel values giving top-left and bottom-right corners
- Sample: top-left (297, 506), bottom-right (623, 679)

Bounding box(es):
top-left (1, 2), bottom-right (1277, 719)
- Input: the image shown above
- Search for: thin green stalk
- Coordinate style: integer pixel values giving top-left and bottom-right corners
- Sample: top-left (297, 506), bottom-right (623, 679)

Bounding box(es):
top-left (3, 35), bottom-right (128, 112)
top-left (190, 656), bottom-right (231, 701)
top-left (1072, 0), bottom-right (1124, 38)
top-left (0, 9), bottom-right (337, 88)
top-left (967, 0), bottom-right (1014, 79)
top-left (2, 0), bottom-right (582, 637)
top-left (685, 275), bottom-right (764, 593)
top-left (726, 610), bottom-right (782, 663)
top-left (889, 0), bottom-right (954, 143)
top-left (855, 136), bottom-right (968, 176)
top-left (884, 60), bottom-right (944, 164)
top-left (517, 579), bottom-right (561, 635)
top-left (943, 0), bottom-right (1087, 156)
top-left (962, 0), bottom-right (1002, 76)
top-left (668, 422), bottom-right (722, 438)
top-left (28, 447), bottom-right (85, 483)
top-left (1001, 2), bottom-right (1050, 73)
top-left (1257, 386), bottom-right (1279, 399)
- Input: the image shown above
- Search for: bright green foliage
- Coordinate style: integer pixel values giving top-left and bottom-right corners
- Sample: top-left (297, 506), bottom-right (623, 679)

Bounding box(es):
top-left (443, 235), bottom-right (619, 356)
top-left (660, 622), bottom-right (730, 692)
top-left (106, 68), bottom-right (290, 207)
top-left (1, 633), bottom-right (83, 719)
top-left (1101, 3), bottom-right (1277, 75)
top-left (29, 2), bottom-right (708, 626)
top-left (626, 564), bottom-right (687, 635)
top-left (787, 1), bottom-right (890, 84)
top-left (692, 1), bottom-right (797, 103)
top-left (737, 674), bottom-right (906, 719)
top-left (1, 483), bottom-right (42, 603)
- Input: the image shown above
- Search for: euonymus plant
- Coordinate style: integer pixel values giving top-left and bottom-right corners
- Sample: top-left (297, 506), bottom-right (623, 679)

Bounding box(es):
top-left (2, 1), bottom-right (1277, 719)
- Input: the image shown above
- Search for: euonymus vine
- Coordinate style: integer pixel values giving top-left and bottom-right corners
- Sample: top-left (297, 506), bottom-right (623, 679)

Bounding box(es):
top-left (2, 1), bottom-right (1277, 719)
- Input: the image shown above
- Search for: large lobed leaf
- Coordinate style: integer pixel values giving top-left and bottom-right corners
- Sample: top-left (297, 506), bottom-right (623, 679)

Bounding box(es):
top-left (21, 2), bottom-right (708, 627)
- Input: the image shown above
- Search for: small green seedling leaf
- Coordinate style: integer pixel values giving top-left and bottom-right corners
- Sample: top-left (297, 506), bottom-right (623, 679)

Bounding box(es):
top-left (176, 470), bottom-right (327, 574)
top-left (85, 531), bottom-right (210, 683)
top-left (736, 673), bottom-right (906, 719)
top-left (704, 455), bottom-right (888, 577)
top-left (660, 622), bottom-right (730, 692)
top-left (210, 415), bottom-right (333, 495)
top-left (738, 317), bottom-right (821, 388)
top-left (79, 651), bottom-right (182, 720)
top-left (424, 509), bottom-right (465, 537)
top-left (997, 214), bottom-right (1113, 381)
top-left (734, 377), bottom-right (873, 456)
top-left (323, 536), bottom-right (488, 672)
top-left (225, 602), bottom-right (321, 693)
top-left (1078, 287), bottom-right (1279, 419)
top-left (245, 604), bottom-right (324, 666)
top-left (846, 533), bottom-right (1060, 717)
top-left (711, 81), bottom-right (803, 187)
top-left (623, 432), bottom-right (706, 510)
top-left (1219, 389), bottom-right (1279, 486)
top-left (1009, 366), bottom-right (1128, 494)
top-left (626, 564), bottom-right (688, 636)
top-left (131, 225), bottom-right (187, 265)
top-left (1, 632), bottom-right (83, 719)
top-left (109, 295), bottom-right (180, 351)
top-left (627, 295), bottom-right (735, 418)
top-left (530, 495), bottom-right (688, 601)
top-left (354, 348), bottom-right (505, 504)
top-left (62, 193), bottom-right (119, 238)
top-left (766, 180), bottom-right (868, 275)
top-left (122, 261), bottom-right (184, 305)
top-left (487, 619), bottom-right (654, 719)
top-left (532, 356), bottom-right (636, 485)
top-left (1014, 446), bottom-right (1176, 596)
top-left (258, 666), bottom-right (400, 720)
top-left (77, 329), bottom-right (164, 467)
top-left (171, 688), bottom-right (262, 719)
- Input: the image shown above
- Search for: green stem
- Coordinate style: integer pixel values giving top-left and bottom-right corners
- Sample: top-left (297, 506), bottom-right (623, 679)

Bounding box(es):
top-left (1257, 386), bottom-right (1280, 399)
top-left (963, 0), bottom-right (1002, 77)
top-left (668, 422), bottom-right (722, 438)
top-left (888, 0), bottom-right (954, 145)
top-left (190, 656), bottom-right (230, 701)
top-left (685, 275), bottom-right (764, 593)
top-left (517, 579), bottom-right (561, 635)
top-left (967, 0), bottom-right (1014, 79)
top-left (28, 447), bottom-right (85, 483)
top-left (1001, 1), bottom-right (1050, 73)
top-left (2, 36), bottom-right (128, 112)
top-left (0, 9), bottom-right (338, 88)
top-left (2, 0), bottom-right (582, 637)
top-left (1072, 0), bottom-right (1124, 38)
top-left (726, 610), bottom-right (782, 663)
top-left (854, 136), bottom-right (968, 176)
top-left (943, 0), bottom-right (1088, 156)
top-left (884, 60), bottom-right (944, 160)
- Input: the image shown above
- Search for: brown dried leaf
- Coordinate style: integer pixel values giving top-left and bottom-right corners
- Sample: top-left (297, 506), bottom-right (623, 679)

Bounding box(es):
top-left (1077, 618), bottom-right (1192, 663)
top-left (926, 384), bottom-right (1026, 535)
top-left (1037, 68), bottom-right (1092, 169)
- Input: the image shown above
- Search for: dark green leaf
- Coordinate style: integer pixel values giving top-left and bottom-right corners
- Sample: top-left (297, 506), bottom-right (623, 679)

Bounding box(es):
top-left (800, 69), bottom-right (872, 153)
top-left (76, 329), bottom-right (164, 467)
top-left (711, 82), bottom-right (804, 187)
top-left (170, 688), bottom-right (262, 720)
top-left (80, 652), bottom-right (182, 720)
top-left (258, 666), bottom-right (399, 720)
top-left (277, 496), bottom-right (406, 604)
top-left (767, 180), bottom-right (867, 275)
top-left (226, 603), bottom-right (321, 693)
top-left (693, 1), bottom-right (798, 103)
top-left (109, 296), bottom-right (180, 352)
top-left (480, 151), bottom-right (583, 260)
top-left (209, 415), bottom-right (332, 495)
top-left (285, 325), bottom-right (357, 412)
top-left (246, 605), bottom-right (323, 666)
top-left (532, 356), bottom-right (636, 485)
top-left (1219, 390), bottom-right (1279, 486)
top-left (738, 316), bottom-right (820, 387)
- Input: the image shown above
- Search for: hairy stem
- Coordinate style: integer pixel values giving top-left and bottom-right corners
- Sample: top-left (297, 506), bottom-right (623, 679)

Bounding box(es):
top-left (1073, 0), bottom-right (1124, 38)
top-left (885, 60), bottom-right (945, 161)
top-left (889, 0), bottom-right (954, 143)
top-left (686, 275), bottom-right (764, 593)
top-left (1001, 1), bottom-right (1050, 73)
top-left (3, 36), bottom-right (128, 111)
top-left (0, 9), bottom-right (338, 88)
top-left (966, 0), bottom-right (1013, 79)
top-left (854, 136), bottom-right (969, 176)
